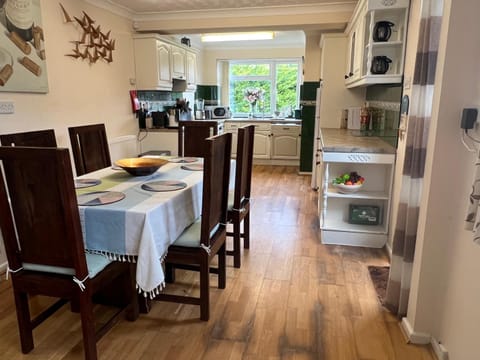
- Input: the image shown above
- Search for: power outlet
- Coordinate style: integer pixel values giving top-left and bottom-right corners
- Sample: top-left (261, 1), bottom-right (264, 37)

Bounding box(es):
top-left (0, 101), bottom-right (15, 114)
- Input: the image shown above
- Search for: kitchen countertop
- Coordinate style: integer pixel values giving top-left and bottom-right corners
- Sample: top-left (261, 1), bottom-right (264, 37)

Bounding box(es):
top-left (320, 128), bottom-right (396, 154)
top-left (225, 117), bottom-right (302, 124)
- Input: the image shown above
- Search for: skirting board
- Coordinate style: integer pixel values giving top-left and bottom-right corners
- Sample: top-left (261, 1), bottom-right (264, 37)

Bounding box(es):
top-left (400, 318), bottom-right (449, 360)
top-left (253, 159), bottom-right (300, 166)
top-left (321, 229), bottom-right (387, 248)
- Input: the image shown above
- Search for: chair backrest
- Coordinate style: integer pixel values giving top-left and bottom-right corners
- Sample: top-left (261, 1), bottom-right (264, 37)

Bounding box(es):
top-left (68, 123), bottom-right (111, 176)
top-left (178, 120), bottom-right (222, 157)
top-left (200, 132), bottom-right (232, 247)
top-left (0, 129), bottom-right (57, 147)
top-left (0, 146), bottom-right (88, 277)
top-left (233, 125), bottom-right (255, 208)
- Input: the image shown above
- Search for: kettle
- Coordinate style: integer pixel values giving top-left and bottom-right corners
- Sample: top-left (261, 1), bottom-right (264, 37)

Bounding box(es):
top-left (370, 56), bottom-right (392, 74)
top-left (373, 21), bottom-right (394, 42)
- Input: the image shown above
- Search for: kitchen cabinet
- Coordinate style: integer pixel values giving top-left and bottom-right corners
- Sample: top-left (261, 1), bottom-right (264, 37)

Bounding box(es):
top-left (185, 51), bottom-right (197, 91)
top-left (171, 46), bottom-right (186, 80)
top-left (345, 0), bottom-right (409, 88)
top-left (133, 37), bottom-right (172, 90)
top-left (271, 124), bottom-right (301, 159)
top-left (318, 129), bottom-right (395, 248)
top-left (133, 34), bottom-right (198, 91)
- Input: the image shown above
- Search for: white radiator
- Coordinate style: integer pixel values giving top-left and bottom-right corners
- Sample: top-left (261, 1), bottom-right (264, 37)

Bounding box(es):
top-left (109, 134), bottom-right (139, 162)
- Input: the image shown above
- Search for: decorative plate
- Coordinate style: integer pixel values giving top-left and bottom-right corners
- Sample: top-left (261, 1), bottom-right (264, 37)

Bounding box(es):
top-left (181, 164), bottom-right (203, 171)
top-left (75, 178), bottom-right (101, 189)
top-left (169, 157), bottom-right (198, 163)
top-left (141, 180), bottom-right (188, 192)
top-left (77, 191), bottom-right (125, 206)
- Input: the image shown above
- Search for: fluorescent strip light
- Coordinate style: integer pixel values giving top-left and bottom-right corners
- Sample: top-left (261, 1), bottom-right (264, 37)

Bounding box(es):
top-left (201, 32), bottom-right (275, 42)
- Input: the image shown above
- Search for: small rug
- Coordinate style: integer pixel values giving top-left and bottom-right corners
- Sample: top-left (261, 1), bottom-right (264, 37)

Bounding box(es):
top-left (367, 266), bottom-right (390, 305)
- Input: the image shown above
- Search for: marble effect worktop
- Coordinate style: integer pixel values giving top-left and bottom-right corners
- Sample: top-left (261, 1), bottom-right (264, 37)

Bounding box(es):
top-left (226, 117), bottom-right (302, 124)
top-left (320, 128), bottom-right (396, 154)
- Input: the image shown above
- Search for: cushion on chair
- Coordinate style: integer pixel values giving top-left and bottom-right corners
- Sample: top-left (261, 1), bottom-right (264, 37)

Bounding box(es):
top-left (23, 253), bottom-right (112, 279)
top-left (173, 218), bottom-right (221, 248)
top-left (172, 218), bottom-right (202, 247)
top-left (227, 190), bottom-right (234, 211)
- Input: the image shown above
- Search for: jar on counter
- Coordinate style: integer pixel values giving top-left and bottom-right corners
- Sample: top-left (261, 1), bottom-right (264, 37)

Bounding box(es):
top-left (5, 0), bottom-right (33, 41)
top-left (360, 105), bottom-right (370, 131)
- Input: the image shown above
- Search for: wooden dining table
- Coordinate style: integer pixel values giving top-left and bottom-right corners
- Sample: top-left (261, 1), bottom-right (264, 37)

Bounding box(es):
top-left (75, 157), bottom-right (234, 299)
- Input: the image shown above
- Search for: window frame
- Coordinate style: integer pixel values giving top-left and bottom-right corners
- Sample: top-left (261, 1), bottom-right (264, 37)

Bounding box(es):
top-left (227, 58), bottom-right (302, 118)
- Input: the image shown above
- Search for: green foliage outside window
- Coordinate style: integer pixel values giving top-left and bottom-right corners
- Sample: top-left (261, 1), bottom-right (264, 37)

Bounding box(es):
top-left (229, 60), bottom-right (300, 117)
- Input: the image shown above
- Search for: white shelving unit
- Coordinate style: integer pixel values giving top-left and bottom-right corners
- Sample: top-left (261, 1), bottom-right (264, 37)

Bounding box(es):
top-left (319, 151), bottom-right (395, 247)
top-left (345, 0), bottom-right (409, 88)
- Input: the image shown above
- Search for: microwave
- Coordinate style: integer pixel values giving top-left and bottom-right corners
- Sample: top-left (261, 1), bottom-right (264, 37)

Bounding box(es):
top-left (205, 106), bottom-right (231, 119)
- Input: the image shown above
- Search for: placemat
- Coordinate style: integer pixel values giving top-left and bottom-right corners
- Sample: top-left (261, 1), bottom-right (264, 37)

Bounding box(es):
top-left (141, 180), bottom-right (188, 192)
top-left (181, 164), bottom-right (203, 171)
top-left (169, 157), bottom-right (198, 163)
top-left (77, 191), bottom-right (125, 206)
top-left (75, 178), bottom-right (101, 189)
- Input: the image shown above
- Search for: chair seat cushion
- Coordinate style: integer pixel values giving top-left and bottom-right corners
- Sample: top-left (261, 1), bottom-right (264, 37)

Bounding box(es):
top-left (23, 253), bottom-right (112, 279)
top-left (172, 218), bottom-right (202, 247)
top-left (227, 190), bottom-right (234, 211)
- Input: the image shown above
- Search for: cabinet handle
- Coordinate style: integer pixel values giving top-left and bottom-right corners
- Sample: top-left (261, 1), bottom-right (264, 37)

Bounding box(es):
top-left (349, 72), bottom-right (354, 77)
top-left (345, 74), bottom-right (349, 79)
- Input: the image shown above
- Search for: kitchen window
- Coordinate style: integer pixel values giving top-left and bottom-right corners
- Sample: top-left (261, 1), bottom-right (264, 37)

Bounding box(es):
top-left (228, 59), bottom-right (301, 117)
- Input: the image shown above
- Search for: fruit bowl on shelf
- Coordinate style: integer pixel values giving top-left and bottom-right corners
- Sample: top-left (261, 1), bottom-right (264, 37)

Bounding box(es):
top-left (334, 182), bottom-right (364, 194)
top-left (332, 171), bottom-right (365, 194)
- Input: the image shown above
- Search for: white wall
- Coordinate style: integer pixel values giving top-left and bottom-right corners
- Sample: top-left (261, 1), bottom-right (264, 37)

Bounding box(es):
top-left (405, 1), bottom-right (480, 358)
top-left (318, 34), bottom-right (365, 128)
top-left (0, 0), bottom-right (137, 150)
top-left (0, 0), bottom-right (137, 270)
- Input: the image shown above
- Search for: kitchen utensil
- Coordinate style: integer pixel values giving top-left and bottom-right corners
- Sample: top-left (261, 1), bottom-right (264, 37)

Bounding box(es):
top-left (370, 56), bottom-right (392, 74)
top-left (373, 21), bottom-right (394, 42)
top-left (114, 157), bottom-right (168, 176)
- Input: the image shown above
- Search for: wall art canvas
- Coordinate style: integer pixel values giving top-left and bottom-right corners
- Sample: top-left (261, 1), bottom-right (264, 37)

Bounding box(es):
top-left (0, 0), bottom-right (49, 93)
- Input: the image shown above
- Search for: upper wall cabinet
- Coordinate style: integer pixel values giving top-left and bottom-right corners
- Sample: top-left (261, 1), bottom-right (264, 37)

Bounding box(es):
top-left (133, 34), bottom-right (198, 91)
top-left (344, 0), bottom-right (409, 88)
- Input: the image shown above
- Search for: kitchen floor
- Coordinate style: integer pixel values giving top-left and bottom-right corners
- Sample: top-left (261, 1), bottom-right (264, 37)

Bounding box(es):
top-left (0, 166), bottom-right (436, 359)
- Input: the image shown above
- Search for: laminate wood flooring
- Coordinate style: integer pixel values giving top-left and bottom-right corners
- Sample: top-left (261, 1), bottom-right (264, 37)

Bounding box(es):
top-left (0, 165), bottom-right (436, 360)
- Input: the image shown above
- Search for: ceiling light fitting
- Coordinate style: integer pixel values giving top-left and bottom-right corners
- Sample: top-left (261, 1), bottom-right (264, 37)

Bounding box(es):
top-left (201, 32), bottom-right (275, 42)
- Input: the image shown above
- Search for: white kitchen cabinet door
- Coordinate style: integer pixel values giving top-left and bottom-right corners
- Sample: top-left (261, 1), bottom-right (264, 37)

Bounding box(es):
top-left (186, 51), bottom-right (197, 91)
top-left (133, 37), bottom-right (172, 90)
top-left (156, 42), bottom-right (172, 88)
top-left (271, 125), bottom-right (301, 160)
top-left (171, 46), bottom-right (186, 80)
top-left (253, 132), bottom-right (271, 159)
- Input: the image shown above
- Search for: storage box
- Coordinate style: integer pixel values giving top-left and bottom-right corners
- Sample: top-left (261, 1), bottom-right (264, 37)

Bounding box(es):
top-left (348, 205), bottom-right (381, 225)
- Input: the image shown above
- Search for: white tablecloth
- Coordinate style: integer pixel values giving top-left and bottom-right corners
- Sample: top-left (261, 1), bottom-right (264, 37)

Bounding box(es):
top-left (77, 159), bottom-right (234, 297)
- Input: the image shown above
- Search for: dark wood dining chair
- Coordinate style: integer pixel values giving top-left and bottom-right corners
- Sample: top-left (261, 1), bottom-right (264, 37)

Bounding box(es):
top-left (0, 129), bottom-right (57, 147)
top-left (226, 125), bottom-right (255, 268)
top-left (0, 146), bottom-right (138, 360)
top-left (178, 120), bottom-right (223, 157)
top-left (68, 123), bottom-right (112, 175)
top-left (156, 132), bottom-right (232, 321)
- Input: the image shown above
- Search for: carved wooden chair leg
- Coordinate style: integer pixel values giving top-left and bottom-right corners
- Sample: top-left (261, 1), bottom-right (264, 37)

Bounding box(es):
top-left (14, 291), bottom-right (34, 354)
top-left (200, 256), bottom-right (210, 321)
top-left (218, 244), bottom-right (226, 289)
top-left (165, 263), bottom-right (176, 283)
top-left (79, 290), bottom-right (97, 360)
top-left (233, 220), bottom-right (242, 268)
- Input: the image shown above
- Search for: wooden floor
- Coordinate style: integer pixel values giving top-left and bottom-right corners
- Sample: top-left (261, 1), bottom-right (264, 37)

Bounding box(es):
top-left (0, 165), bottom-right (436, 360)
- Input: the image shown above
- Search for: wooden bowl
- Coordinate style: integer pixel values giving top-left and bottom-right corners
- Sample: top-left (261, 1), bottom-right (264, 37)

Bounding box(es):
top-left (115, 158), bottom-right (168, 176)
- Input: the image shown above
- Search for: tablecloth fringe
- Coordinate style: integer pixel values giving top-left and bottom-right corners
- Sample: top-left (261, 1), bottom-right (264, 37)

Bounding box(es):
top-left (86, 249), bottom-right (137, 263)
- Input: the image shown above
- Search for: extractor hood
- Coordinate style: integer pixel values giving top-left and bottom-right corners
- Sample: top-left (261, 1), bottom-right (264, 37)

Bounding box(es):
top-left (172, 78), bottom-right (187, 92)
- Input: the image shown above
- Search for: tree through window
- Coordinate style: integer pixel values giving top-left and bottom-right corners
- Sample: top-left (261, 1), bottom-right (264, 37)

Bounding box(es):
top-left (228, 59), bottom-right (301, 117)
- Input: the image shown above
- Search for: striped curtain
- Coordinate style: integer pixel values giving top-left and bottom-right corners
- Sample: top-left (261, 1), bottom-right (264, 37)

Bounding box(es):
top-left (384, 0), bottom-right (443, 316)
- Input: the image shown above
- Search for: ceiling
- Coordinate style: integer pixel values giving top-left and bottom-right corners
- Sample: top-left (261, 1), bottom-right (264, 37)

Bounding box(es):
top-left (102, 0), bottom-right (356, 13)
top-left (87, 0), bottom-right (357, 48)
